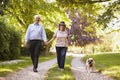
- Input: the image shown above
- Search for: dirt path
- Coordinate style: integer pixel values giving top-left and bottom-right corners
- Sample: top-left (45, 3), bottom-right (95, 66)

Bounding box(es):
top-left (5, 58), bottom-right (56, 80)
top-left (1, 53), bottom-right (114, 80)
top-left (71, 54), bottom-right (113, 80)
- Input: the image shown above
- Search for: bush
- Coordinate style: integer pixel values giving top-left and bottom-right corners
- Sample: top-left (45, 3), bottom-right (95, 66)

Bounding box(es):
top-left (0, 17), bottom-right (21, 61)
top-left (9, 28), bottom-right (21, 59)
top-left (20, 47), bottom-right (29, 56)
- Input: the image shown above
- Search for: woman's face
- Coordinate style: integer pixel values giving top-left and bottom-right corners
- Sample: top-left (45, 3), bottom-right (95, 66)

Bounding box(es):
top-left (59, 26), bottom-right (65, 31)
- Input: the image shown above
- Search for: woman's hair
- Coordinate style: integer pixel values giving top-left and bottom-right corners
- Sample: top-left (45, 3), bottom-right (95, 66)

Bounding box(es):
top-left (59, 21), bottom-right (66, 31)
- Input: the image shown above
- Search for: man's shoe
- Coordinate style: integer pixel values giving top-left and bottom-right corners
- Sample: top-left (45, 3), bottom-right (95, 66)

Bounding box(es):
top-left (33, 68), bottom-right (38, 72)
top-left (58, 68), bottom-right (61, 70)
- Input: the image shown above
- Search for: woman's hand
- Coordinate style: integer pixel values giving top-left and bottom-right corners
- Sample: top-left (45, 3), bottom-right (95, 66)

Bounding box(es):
top-left (24, 42), bottom-right (27, 47)
top-left (45, 36), bottom-right (55, 46)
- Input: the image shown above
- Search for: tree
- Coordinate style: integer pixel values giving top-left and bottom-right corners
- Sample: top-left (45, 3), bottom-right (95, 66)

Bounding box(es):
top-left (4, 0), bottom-right (70, 29)
top-left (3, 0), bottom-right (71, 43)
top-left (68, 12), bottom-right (101, 47)
top-left (56, 0), bottom-right (120, 28)
top-left (97, 0), bottom-right (120, 28)
top-left (0, 0), bottom-right (10, 15)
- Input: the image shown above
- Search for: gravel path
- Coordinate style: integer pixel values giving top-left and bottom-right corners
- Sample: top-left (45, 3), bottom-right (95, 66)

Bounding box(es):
top-left (71, 55), bottom-right (113, 80)
top-left (0, 60), bottom-right (25, 65)
top-left (5, 58), bottom-right (56, 80)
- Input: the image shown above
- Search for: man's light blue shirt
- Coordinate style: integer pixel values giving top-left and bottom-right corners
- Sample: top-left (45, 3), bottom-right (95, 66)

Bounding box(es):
top-left (25, 23), bottom-right (47, 43)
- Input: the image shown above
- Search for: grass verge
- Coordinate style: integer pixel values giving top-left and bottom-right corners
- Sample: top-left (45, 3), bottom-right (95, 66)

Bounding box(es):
top-left (0, 54), bottom-right (55, 77)
top-left (83, 53), bottom-right (120, 80)
top-left (45, 56), bottom-right (75, 80)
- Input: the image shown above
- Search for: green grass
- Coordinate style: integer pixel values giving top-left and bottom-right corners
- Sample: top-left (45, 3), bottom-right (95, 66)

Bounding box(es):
top-left (83, 53), bottom-right (120, 80)
top-left (45, 56), bottom-right (75, 80)
top-left (0, 54), bottom-right (55, 77)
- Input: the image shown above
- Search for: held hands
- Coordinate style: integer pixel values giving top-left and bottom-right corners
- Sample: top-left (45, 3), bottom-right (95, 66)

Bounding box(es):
top-left (44, 37), bottom-right (54, 46)
top-left (24, 42), bottom-right (27, 47)
top-left (44, 41), bottom-right (51, 46)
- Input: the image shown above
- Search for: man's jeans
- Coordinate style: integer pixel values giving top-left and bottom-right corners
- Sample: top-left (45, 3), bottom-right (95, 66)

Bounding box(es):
top-left (29, 40), bottom-right (42, 69)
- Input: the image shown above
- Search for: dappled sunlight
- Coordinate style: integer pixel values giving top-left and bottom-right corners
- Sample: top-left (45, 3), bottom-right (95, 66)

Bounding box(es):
top-left (71, 67), bottom-right (85, 71)
top-left (40, 57), bottom-right (52, 60)
top-left (68, 46), bottom-right (82, 53)
top-left (39, 55), bottom-right (55, 62)
top-left (103, 66), bottom-right (120, 78)
top-left (18, 67), bottom-right (24, 70)
top-left (0, 68), bottom-right (13, 72)
top-left (65, 64), bottom-right (70, 67)
top-left (46, 74), bottom-right (73, 80)
top-left (61, 74), bottom-right (74, 80)
top-left (102, 66), bottom-right (120, 80)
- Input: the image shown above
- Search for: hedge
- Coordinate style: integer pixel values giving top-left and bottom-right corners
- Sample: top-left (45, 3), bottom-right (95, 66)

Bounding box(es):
top-left (0, 18), bottom-right (21, 61)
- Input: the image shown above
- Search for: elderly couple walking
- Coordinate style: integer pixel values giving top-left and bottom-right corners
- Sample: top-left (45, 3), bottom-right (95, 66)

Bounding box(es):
top-left (24, 15), bottom-right (68, 72)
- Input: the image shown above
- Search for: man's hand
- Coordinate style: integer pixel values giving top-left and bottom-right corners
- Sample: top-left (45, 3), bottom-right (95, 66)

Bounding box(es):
top-left (44, 42), bottom-right (50, 46)
top-left (24, 42), bottom-right (27, 47)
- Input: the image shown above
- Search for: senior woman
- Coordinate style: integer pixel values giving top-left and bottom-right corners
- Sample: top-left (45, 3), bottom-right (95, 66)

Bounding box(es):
top-left (48, 21), bottom-right (68, 71)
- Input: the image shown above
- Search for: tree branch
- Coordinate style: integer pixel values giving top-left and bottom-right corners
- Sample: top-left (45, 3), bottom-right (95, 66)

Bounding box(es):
top-left (73, 0), bottom-right (111, 4)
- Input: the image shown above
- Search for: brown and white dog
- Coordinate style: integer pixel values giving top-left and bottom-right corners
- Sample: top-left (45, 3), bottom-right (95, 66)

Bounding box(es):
top-left (86, 58), bottom-right (95, 73)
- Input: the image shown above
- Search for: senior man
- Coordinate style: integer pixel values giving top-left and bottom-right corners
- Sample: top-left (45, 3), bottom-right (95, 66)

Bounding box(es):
top-left (24, 15), bottom-right (47, 72)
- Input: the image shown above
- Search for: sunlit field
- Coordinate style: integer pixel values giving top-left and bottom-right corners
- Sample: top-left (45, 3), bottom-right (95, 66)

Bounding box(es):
top-left (68, 46), bottom-right (82, 53)
top-left (68, 45), bottom-right (96, 54)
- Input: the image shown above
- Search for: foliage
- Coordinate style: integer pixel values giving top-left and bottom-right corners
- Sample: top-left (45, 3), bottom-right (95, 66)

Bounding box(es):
top-left (54, 0), bottom-right (104, 47)
top-left (4, 0), bottom-right (70, 29)
top-left (9, 28), bottom-right (21, 59)
top-left (20, 47), bottom-right (29, 56)
top-left (1, 0), bottom-right (70, 44)
top-left (0, 0), bottom-right (10, 15)
top-left (46, 28), bottom-right (54, 41)
top-left (55, 0), bottom-right (120, 49)
top-left (0, 17), bottom-right (21, 60)
top-left (68, 13), bottom-right (101, 47)
top-left (56, 0), bottom-right (119, 28)
top-left (97, 0), bottom-right (120, 28)
top-left (1, 0), bottom-right (120, 52)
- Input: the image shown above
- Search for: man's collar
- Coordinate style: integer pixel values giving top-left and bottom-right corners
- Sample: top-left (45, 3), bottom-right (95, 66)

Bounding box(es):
top-left (34, 23), bottom-right (40, 26)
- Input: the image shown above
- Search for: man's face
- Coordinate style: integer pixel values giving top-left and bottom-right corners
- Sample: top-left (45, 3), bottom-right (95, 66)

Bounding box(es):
top-left (35, 17), bottom-right (40, 24)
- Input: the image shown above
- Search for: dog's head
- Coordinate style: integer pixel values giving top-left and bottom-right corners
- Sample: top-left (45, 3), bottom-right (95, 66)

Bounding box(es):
top-left (87, 58), bottom-right (94, 64)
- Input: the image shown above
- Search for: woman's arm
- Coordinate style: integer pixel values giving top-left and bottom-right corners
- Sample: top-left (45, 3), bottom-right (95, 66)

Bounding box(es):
top-left (47, 36), bottom-right (56, 45)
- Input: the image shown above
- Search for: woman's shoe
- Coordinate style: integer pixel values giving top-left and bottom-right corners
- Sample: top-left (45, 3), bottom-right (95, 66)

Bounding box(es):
top-left (60, 69), bottom-right (64, 71)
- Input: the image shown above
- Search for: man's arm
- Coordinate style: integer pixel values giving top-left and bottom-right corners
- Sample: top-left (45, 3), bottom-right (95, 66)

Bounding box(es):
top-left (41, 26), bottom-right (47, 43)
top-left (24, 25), bottom-right (30, 46)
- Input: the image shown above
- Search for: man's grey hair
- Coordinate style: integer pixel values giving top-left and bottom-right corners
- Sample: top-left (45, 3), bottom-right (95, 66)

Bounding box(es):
top-left (34, 15), bottom-right (40, 19)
